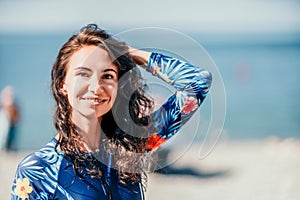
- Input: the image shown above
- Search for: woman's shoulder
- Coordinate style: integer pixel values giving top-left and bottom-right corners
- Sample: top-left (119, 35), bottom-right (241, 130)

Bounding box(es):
top-left (12, 138), bottom-right (65, 199)
top-left (16, 138), bottom-right (63, 174)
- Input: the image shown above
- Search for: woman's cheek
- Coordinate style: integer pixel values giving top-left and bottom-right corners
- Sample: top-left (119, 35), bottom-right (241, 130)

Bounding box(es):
top-left (106, 83), bottom-right (118, 101)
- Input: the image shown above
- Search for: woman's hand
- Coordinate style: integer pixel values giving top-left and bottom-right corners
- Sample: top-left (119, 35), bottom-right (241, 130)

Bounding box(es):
top-left (128, 47), bottom-right (151, 68)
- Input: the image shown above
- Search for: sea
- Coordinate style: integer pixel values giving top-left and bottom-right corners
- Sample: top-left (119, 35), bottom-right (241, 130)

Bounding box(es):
top-left (1, 31), bottom-right (300, 150)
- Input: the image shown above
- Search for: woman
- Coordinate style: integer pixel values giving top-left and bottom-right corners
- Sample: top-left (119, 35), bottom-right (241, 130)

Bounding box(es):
top-left (11, 24), bottom-right (212, 200)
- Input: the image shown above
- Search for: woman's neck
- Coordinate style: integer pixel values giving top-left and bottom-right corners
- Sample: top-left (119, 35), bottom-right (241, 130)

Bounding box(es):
top-left (73, 115), bottom-right (102, 152)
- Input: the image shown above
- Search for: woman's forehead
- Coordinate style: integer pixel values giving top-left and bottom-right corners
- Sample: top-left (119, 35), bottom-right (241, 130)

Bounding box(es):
top-left (68, 45), bottom-right (118, 72)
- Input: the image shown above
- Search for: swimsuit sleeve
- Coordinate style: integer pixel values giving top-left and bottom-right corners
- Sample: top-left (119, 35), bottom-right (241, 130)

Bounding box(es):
top-left (11, 153), bottom-right (51, 199)
top-left (11, 141), bottom-right (63, 200)
top-left (145, 52), bottom-right (212, 152)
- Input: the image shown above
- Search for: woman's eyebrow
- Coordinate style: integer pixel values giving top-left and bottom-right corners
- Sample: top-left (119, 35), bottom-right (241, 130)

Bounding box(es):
top-left (74, 66), bottom-right (92, 72)
top-left (103, 68), bottom-right (117, 74)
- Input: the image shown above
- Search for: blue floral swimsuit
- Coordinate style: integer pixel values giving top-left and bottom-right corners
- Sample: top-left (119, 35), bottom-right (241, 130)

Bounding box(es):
top-left (11, 52), bottom-right (212, 200)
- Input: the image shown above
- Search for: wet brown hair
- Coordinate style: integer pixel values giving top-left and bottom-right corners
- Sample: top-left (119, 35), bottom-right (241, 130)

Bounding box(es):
top-left (51, 24), bottom-right (154, 186)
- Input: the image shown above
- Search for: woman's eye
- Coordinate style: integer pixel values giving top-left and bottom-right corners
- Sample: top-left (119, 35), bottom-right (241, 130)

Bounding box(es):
top-left (77, 72), bottom-right (89, 77)
top-left (103, 74), bottom-right (115, 79)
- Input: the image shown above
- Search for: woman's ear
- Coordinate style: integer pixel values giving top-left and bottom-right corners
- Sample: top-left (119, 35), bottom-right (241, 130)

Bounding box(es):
top-left (59, 83), bottom-right (68, 96)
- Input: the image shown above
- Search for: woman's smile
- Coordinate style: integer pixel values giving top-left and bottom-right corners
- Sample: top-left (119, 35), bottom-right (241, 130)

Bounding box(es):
top-left (81, 96), bottom-right (109, 106)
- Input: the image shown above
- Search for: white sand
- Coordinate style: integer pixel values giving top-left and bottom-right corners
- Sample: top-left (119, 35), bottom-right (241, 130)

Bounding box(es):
top-left (1, 138), bottom-right (300, 200)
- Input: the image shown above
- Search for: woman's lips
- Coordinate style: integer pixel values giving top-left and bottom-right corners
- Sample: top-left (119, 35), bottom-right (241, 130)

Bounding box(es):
top-left (81, 97), bottom-right (108, 106)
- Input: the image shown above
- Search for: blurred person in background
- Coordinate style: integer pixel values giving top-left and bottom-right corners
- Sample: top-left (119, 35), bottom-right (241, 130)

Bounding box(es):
top-left (0, 86), bottom-right (20, 151)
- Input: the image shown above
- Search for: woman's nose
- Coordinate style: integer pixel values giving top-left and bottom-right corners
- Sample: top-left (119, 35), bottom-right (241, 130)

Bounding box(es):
top-left (89, 77), bottom-right (103, 94)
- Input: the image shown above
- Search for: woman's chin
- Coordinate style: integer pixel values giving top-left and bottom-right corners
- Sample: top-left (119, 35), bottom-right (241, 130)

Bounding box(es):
top-left (78, 110), bottom-right (99, 120)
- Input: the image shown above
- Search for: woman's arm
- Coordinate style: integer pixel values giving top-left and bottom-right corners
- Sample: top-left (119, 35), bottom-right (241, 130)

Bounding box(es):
top-left (128, 47), bottom-right (151, 68)
top-left (11, 141), bottom-right (63, 200)
top-left (129, 48), bottom-right (212, 152)
top-left (11, 154), bottom-right (50, 199)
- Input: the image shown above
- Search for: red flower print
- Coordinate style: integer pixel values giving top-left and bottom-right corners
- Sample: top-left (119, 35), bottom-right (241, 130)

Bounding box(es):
top-left (182, 96), bottom-right (198, 114)
top-left (147, 133), bottom-right (167, 151)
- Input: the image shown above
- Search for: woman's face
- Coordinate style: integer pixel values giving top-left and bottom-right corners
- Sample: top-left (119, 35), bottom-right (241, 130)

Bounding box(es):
top-left (62, 45), bottom-right (118, 121)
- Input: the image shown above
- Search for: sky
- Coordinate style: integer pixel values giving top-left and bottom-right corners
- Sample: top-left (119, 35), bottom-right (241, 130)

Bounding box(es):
top-left (0, 0), bottom-right (300, 34)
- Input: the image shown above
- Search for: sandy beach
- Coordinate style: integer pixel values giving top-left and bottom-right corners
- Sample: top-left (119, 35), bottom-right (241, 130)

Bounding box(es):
top-left (1, 138), bottom-right (300, 200)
